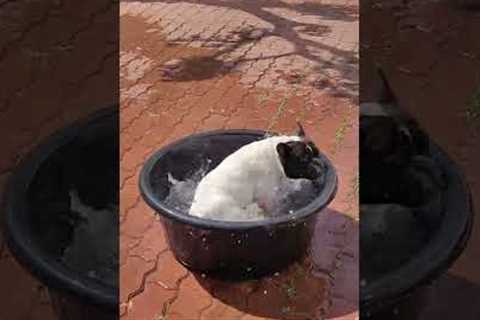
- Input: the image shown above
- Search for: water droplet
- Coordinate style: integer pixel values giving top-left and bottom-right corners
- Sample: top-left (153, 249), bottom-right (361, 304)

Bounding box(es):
top-left (281, 306), bottom-right (291, 314)
top-left (263, 290), bottom-right (268, 295)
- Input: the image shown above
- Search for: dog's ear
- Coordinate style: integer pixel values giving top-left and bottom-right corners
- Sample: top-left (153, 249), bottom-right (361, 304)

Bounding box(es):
top-left (295, 122), bottom-right (306, 137)
top-left (307, 141), bottom-right (320, 156)
top-left (276, 142), bottom-right (290, 159)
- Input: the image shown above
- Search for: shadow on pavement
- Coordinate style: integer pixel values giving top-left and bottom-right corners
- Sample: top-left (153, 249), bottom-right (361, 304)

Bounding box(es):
top-left (122, 0), bottom-right (358, 102)
top-left (193, 208), bottom-right (359, 320)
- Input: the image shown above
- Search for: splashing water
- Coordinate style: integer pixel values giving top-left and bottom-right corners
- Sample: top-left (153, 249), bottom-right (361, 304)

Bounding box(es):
top-left (269, 178), bottom-right (319, 217)
top-left (62, 190), bottom-right (118, 286)
top-left (163, 158), bottom-right (212, 213)
top-left (163, 158), bottom-right (323, 220)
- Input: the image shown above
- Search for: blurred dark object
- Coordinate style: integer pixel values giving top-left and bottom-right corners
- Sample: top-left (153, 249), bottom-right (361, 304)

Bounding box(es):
top-left (451, 0), bottom-right (480, 9)
top-left (360, 110), bottom-right (473, 318)
top-left (4, 108), bottom-right (118, 320)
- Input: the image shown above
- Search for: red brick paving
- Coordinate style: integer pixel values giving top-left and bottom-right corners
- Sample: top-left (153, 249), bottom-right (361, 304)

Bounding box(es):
top-left (0, 251), bottom-right (56, 319)
top-left (121, 1), bottom-right (358, 319)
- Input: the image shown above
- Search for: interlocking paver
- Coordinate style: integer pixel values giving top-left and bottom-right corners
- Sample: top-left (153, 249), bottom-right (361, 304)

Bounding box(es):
top-left (120, 255), bottom-right (158, 303)
top-left (121, 1), bottom-right (358, 319)
top-left (0, 254), bottom-right (55, 319)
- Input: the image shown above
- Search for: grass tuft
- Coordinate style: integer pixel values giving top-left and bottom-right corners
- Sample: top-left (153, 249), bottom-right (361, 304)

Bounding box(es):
top-left (466, 86), bottom-right (480, 121)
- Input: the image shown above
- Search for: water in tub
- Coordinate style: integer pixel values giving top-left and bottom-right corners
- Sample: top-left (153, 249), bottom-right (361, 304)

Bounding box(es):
top-left (62, 189), bottom-right (118, 286)
top-left (163, 137), bottom-right (325, 221)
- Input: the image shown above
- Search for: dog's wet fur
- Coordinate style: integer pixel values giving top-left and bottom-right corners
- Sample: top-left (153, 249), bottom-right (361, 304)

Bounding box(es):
top-left (188, 123), bottom-right (325, 220)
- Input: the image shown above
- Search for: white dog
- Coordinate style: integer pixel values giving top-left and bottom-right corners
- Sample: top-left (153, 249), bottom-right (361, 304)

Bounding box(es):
top-left (188, 125), bottom-right (323, 221)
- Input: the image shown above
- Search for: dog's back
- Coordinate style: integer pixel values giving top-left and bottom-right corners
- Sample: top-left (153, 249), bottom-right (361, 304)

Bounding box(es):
top-left (189, 135), bottom-right (301, 220)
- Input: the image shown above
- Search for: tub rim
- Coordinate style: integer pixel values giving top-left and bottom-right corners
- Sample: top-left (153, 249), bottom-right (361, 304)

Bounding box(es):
top-left (139, 129), bottom-right (338, 231)
top-left (3, 107), bottom-right (118, 310)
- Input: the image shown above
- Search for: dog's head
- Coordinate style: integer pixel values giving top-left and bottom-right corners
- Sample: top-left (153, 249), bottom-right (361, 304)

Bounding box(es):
top-left (360, 116), bottom-right (414, 166)
top-left (276, 123), bottom-right (324, 180)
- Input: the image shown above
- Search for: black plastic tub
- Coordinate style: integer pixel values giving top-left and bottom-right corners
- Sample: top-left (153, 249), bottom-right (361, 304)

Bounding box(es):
top-left (3, 108), bottom-right (118, 320)
top-left (360, 141), bottom-right (474, 318)
top-left (139, 130), bottom-right (337, 279)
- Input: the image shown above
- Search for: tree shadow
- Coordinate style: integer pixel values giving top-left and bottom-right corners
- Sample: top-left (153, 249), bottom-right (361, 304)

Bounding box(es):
top-left (160, 54), bottom-right (231, 82)
top-left (192, 208), bottom-right (359, 320)
top-left (122, 0), bottom-right (358, 99)
top-left (160, 26), bottom-right (267, 82)
top-left (311, 60), bottom-right (359, 104)
top-left (127, 0), bottom-right (359, 23)
top-left (293, 1), bottom-right (359, 22)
